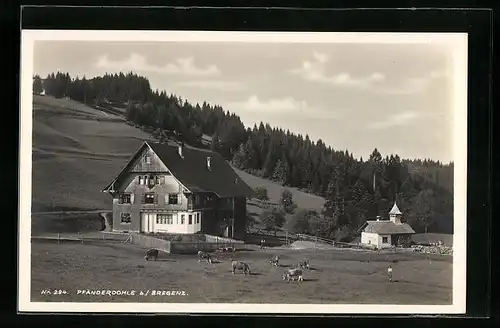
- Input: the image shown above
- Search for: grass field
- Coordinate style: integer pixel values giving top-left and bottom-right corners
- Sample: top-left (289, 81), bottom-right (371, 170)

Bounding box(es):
top-left (30, 240), bottom-right (452, 304)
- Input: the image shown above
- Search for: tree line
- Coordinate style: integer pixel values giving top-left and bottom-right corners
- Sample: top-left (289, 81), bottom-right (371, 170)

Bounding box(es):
top-left (34, 72), bottom-right (454, 240)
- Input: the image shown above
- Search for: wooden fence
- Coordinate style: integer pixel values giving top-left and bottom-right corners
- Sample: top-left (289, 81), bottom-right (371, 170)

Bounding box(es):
top-left (127, 232), bottom-right (245, 254)
top-left (31, 232), bottom-right (130, 244)
top-left (295, 233), bottom-right (335, 246)
top-left (129, 233), bottom-right (171, 252)
top-left (204, 234), bottom-right (245, 245)
top-left (169, 241), bottom-right (241, 254)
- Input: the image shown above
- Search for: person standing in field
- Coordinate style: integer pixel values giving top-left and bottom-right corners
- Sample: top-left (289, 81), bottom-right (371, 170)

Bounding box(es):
top-left (387, 264), bottom-right (393, 282)
top-left (260, 238), bottom-right (265, 249)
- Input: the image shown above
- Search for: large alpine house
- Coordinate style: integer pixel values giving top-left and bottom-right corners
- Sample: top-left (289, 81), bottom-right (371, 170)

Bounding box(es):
top-left (101, 141), bottom-right (254, 240)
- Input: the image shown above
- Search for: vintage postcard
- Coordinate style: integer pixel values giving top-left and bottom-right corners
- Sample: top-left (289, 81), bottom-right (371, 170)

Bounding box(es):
top-left (19, 30), bottom-right (467, 314)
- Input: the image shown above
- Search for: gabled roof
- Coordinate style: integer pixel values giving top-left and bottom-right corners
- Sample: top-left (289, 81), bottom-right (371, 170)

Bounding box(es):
top-left (389, 202), bottom-right (402, 215)
top-left (361, 220), bottom-right (415, 235)
top-left (103, 141), bottom-right (255, 198)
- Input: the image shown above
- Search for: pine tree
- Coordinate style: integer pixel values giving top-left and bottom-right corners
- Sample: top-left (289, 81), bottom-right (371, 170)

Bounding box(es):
top-left (231, 143), bottom-right (249, 169)
top-left (271, 158), bottom-right (287, 184)
top-left (33, 75), bottom-right (44, 95)
top-left (210, 131), bottom-right (219, 152)
top-left (280, 189), bottom-right (296, 214)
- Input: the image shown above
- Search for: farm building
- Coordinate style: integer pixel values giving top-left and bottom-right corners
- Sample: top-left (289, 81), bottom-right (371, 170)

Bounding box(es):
top-left (200, 134), bottom-right (213, 146)
top-left (359, 202), bottom-right (415, 249)
top-left (101, 141), bottom-right (254, 240)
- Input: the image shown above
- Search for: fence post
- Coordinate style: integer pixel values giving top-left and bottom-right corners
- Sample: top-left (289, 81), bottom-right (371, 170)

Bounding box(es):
top-left (57, 233), bottom-right (60, 244)
top-left (81, 235), bottom-right (84, 244)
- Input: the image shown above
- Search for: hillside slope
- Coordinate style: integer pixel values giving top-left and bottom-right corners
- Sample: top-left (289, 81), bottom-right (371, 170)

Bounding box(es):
top-left (31, 96), bottom-right (154, 212)
top-left (30, 96), bottom-right (326, 213)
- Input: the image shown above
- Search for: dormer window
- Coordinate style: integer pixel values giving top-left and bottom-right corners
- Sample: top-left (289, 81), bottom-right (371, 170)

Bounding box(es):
top-left (145, 155), bottom-right (151, 164)
top-left (148, 175), bottom-right (155, 187)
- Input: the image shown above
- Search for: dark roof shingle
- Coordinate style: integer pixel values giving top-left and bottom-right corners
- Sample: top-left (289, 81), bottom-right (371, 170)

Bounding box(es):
top-left (362, 221), bottom-right (415, 234)
top-left (148, 142), bottom-right (254, 198)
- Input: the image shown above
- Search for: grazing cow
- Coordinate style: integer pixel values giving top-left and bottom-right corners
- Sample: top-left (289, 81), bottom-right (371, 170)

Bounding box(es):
top-left (144, 248), bottom-right (159, 261)
top-left (283, 268), bottom-right (303, 282)
top-left (221, 246), bottom-right (235, 252)
top-left (197, 250), bottom-right (213, 264)
top-left (231, 260), bottom-right (251, 275)
top-left (269, 255), bottom-right (280, 267)
top-left (299, 259), bottom-right (310, 270)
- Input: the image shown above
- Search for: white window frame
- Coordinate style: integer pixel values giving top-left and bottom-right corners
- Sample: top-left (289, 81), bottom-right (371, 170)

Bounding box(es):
top-left (168, 194), bottom-right (179, 205)
top-left (120, 213), bottom-right (131, 224)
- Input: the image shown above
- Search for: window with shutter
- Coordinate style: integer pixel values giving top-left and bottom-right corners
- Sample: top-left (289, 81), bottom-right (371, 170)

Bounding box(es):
top-left (130, 194), bottom-right (135, 204)
top-left (178, 194), bottom-right (182, 204)
top-left (154, 194), bottom-right (158, 204)
top-left (139, 176), bottom-right (143, 185)
top-left (165, 194), bottom-right (169, 204)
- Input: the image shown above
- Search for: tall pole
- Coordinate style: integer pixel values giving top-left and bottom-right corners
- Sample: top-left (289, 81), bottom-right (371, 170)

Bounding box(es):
top-left (232, 197), bottom-right (235, 239)
top-left (314, 216), bottom-right (318, 252)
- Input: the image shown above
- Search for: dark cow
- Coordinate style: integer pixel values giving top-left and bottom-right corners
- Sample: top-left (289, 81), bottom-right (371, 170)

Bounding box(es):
top-left (299, 259), bottom-right (310, 270)
top-left (144, 248), bottom-right (159, 261)
top-left (283, 268), bottom-right (303, 282)
top-left (269, 255), bottom-right (280, 267)
top-left (197, 251), bottom-right (213, 264)
top-left (231, 260), bottom-right (251, 275)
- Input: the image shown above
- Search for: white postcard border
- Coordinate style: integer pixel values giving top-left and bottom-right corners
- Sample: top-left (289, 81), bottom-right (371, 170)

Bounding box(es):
top-left (18, 30), bottom-right (468, 314)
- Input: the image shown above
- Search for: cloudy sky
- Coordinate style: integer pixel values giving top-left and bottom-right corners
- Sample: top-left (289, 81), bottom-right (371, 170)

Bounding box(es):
top-left (33, 40), bottom-right (455, 163)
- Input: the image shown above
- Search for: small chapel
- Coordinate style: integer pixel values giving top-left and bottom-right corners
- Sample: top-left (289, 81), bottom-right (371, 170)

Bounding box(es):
top-left (359, 202), bottom-right (415, 248)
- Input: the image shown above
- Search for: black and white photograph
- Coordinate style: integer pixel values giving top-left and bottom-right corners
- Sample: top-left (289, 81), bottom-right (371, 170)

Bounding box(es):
top-left (19, 30), bottom-right (467, 314)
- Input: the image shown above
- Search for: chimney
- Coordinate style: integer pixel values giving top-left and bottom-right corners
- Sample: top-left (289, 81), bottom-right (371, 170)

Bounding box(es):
top-left (206, 156), bottom-right (211, 170)
top-left (178, 144), bottom-right (183, 158)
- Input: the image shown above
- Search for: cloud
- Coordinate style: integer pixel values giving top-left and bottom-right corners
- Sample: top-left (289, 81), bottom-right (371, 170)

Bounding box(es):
top-left (177, 80), bottom-right (246, 91)
top-left (367, 110), bottom-right (418, 129)
top-left (312, 51), bottom-right (329, 64)
top-left (373, 69), bottom-right (448, 95)
top-left (227, 95), bottom-right (339, 119)
top-left (291, 52), bottom-right (449, 96)
top-left (95, 53), bottom-right (220, 77)
top-left (290, 52), bottom-right (386, 88)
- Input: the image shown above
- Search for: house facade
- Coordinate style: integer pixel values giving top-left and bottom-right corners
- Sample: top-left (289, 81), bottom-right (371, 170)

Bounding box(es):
top-left (360, 202), bottom-right (415, 249)
top-left (101, 141), bottom-right (254, 240)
